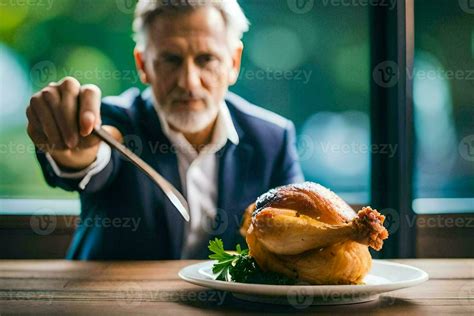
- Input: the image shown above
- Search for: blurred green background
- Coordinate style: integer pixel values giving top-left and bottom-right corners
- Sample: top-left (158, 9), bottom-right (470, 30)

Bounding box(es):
top-left (0, 0), bottom-right (472, 210)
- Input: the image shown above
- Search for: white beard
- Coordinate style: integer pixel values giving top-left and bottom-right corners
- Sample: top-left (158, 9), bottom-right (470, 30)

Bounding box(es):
top-left (151, 91), bottom-right (220, 134)
top-left (163, 104), bottom-right (219, 134)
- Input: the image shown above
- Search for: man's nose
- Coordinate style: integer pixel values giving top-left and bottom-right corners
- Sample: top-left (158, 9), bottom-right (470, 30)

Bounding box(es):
top-left (177, 60), bottom-right (201, 91)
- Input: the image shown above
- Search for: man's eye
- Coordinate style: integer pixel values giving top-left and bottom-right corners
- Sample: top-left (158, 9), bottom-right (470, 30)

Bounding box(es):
top-left (163, 55), bottom-right (182, 65)
top-left (196, 54), bottom-right (216, 66)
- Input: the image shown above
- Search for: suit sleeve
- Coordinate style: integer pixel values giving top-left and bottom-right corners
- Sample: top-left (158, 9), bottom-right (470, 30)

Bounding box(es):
top-left (35, 146), bottom-right (121, 194)
top-left (269, 121), bottom-right (305, 187)
top-left (43, 142), bottom-right (111, 188)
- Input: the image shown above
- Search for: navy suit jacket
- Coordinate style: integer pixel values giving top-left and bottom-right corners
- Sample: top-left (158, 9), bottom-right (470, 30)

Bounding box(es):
top-left (36, 88), bottom-right (304, 260)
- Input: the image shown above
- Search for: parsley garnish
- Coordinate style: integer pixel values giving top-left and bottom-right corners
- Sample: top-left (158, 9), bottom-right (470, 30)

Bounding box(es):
top-left (208, 238), bottom-right (296, 285)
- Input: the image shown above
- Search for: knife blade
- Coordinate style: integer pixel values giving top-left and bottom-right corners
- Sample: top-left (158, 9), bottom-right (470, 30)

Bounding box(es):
top-left (92, 126), bottom-right (190, 222)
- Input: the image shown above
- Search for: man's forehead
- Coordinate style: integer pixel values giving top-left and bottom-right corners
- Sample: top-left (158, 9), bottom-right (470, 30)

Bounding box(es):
top-left (153, 35), bottom-right (223, 54)
top-left (148, 6), bottom-right (227, 42)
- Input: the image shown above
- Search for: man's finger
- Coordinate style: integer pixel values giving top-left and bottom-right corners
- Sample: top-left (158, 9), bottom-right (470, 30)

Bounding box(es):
top-left (29, 92), bottom-right (67, 150)
top-left (55, 77), bottom-right (81, 148)
top-left (78, 125), bottom-right (122, 149)
top-left (79, 84), bottom-right (102, 137)
top-left (42, 86), bottom-right (75, 149)
top-left (26, 108), bottom-right (50, 152)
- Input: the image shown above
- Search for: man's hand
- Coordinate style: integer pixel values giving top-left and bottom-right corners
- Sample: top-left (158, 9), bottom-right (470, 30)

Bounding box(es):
top-left (26, 77), bottom-right (120, 170)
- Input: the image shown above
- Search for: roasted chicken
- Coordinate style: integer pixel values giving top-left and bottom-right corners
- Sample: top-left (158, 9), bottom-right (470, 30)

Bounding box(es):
top-left (240, 182), bottom-right (389, 285)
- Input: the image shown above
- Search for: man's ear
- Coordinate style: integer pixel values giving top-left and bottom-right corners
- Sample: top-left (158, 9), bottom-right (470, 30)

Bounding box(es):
top-left (228, 41), bottom-right (243, 85)
top-left (134, 48), bottom-right (150, 84)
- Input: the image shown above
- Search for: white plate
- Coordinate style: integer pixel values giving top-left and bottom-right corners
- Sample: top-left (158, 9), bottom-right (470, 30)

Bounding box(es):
top-left (178, 260), bottom-right (429, 306)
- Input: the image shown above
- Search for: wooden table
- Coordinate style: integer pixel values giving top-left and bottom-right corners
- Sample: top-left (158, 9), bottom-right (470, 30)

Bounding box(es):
top-left (0, 259), bottom-right (472, 315)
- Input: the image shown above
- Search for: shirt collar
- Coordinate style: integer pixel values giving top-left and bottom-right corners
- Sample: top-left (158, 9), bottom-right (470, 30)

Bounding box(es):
top-left (150, 94), bottom-right (239, 149)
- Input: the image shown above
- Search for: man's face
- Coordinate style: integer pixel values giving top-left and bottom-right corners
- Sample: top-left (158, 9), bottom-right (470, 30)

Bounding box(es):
top-left (136, 7), bottom-right (242, 133)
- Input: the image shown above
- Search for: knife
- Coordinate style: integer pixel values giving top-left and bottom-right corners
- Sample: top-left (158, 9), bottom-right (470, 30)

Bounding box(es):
top-left (93, 126), bottom-right (190, 222)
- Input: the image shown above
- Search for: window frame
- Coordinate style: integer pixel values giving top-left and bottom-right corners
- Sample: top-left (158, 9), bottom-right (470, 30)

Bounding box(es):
top-left (370, 0), bottom-right (416, 258)
top-left (370, 0), bottom-right (474, 259)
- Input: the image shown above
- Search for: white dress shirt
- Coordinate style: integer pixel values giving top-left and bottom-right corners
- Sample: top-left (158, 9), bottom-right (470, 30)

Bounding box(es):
top-left (46, 99), bottom-right (239, 259)
top-left (154, 101), bottom-right (239, 258)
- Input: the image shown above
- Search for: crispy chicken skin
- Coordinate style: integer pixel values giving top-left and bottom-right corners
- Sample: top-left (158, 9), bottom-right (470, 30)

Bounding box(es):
top-left (241, 182), bottom-right (389, 285)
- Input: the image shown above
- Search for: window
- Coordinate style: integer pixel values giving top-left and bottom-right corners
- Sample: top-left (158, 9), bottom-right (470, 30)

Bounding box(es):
top-left (7, 2), bottom-right (471, 216)
top-left (234, 0), bottom-right (371, 204)
top-left (412, 0), bottom-right (474, 214)
top-left (0, 1), bottom-right (138, 214)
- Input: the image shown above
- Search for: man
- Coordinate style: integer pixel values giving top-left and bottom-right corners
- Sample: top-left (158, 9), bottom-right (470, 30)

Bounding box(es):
top-left (26, 0), bottom-right (304, 260)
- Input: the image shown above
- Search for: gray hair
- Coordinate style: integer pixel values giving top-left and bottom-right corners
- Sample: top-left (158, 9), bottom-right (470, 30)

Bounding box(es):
top-left (133, 0), bottom-right (250, 51)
